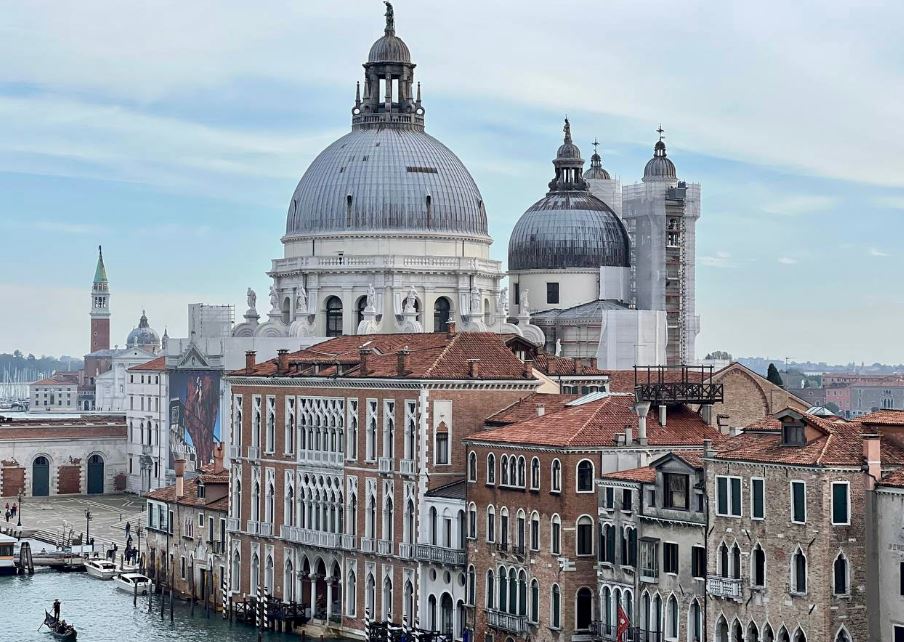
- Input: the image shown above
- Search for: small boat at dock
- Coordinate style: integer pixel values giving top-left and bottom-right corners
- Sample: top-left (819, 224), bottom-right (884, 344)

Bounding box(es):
top-left (114, 572), bottom-right (152, 595)
top-left (85, 558), bottom-right (118, 580)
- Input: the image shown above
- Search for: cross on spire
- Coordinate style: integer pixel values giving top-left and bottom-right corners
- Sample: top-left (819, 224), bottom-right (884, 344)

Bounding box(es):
top-left (592, 138), bottom-right (600, 155)
top-left (657, 124), bottom-right (665, 141)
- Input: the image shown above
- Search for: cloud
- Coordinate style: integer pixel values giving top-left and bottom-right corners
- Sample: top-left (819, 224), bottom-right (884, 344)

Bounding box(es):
top-left (700, 251), bottom-right (734, 268)
top-left (868, 248), bottom-right (889, 257)
top-left (872, 196), bottom-right (904, 210)
top-left (762, 195), bottom-right (837, 216)
top-left (778, 257), bottom-right (798, 265)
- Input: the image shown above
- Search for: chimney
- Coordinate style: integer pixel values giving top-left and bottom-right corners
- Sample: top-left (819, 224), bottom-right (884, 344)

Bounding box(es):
top-left (625, 425), bottom-right (633, 444)
top-left (717, 415), bottom-right (730, 435)
top-left (862, 433), bottom-right (881, 490)
top-left (277, 349), bottom-right (289, 374)
top-left (213, 442), bottom-right (224, 471)
top-left (467, 358), bottom-right (481, 379)
top-left (573, 357), bottom-right (583, 374)
top-left (359, 347), bottom-right (372, 377)
top-left (703, 438), bottom-right (715, 459)
top-left (397, 347), bottom-right (411, 376)
top-left (588, 357), bottom-right (597, 370)
top-left (536, 404), bottom-right (545, 417)
top-left (700, 404), bottom-right (714, 426)
top-left (175, 458), bottom-right (186, 498)
top-left (446, 321), bottom-right (457, 338)
top-left (245, 350), bottom-right (256, 371)
top-left (522, 359), bottom-right (534, 379)
top-left (659, 404), bottom-right (668, 427)
top-left (635, 401), bottom-right (651, 445)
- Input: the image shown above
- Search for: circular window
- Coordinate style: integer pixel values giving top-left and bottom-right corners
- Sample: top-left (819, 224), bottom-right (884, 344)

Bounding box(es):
top-left (443, 571), bottom-right (451, 584)
top-left (458, 572), bottom-right (466, 586)
top-left (430, 569), bottom-right (437, 581)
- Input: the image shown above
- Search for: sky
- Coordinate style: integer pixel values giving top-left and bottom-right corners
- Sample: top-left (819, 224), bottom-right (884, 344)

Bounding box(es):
top-left (1, 0), bottom-right (903, 364)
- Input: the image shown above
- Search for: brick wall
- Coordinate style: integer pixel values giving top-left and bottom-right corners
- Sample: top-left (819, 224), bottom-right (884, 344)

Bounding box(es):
top-left (1, 465), bottom-right (24, 498)
top-left (57, 464), bottom-right (81, 495)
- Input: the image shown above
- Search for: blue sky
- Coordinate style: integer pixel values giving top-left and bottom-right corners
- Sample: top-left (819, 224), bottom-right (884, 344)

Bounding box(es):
top-left (1, 0), bottom-right (903, 363)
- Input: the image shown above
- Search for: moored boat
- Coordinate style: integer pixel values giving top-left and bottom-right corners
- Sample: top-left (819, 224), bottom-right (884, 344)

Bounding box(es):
top-left (114, 572), bottom-right (152, 595)
top-left (85, 558), bottom-right (119, 580)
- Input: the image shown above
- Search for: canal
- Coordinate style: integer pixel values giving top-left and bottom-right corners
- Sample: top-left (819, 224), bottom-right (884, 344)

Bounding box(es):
top-left (0, 571), bottom-right (300, 641)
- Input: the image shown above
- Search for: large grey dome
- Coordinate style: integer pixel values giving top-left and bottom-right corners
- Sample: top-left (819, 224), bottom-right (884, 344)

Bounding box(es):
top-left (509, 193), bottom-right (630, 270)
top-left (509, 120), bottom-right (630, 271)
top-left (285, 127), bottom-right (488, 238)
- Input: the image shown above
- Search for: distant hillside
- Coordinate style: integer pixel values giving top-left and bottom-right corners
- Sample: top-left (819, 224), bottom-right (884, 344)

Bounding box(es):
top-left (0, 351), bottom-right (84, 384)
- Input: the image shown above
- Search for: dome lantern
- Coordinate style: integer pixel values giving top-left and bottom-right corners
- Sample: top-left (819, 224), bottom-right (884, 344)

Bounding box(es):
top-left (642, 125), bottom-right (677, 183)
top-left (585, 138), bottom-right (611, 180)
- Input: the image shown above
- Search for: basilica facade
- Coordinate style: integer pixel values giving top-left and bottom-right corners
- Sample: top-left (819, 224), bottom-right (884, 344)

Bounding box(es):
top-left (233, 2), bottom-right (701, 369)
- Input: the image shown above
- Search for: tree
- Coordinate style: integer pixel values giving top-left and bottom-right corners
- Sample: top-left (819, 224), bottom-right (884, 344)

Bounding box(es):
top-left (766, 363), bottom-right (784, 387)
top-left (824, 402), bottom-right (841, 415)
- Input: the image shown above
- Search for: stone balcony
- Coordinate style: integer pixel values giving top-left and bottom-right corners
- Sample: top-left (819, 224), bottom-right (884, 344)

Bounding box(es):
top-left (377, 539), bottom-right (393, 555)
top-left (297, 450), bottom-right (344, 468)
top-left (486, 609), bottom-right (527, 634)
top-left (378, 457), bottom-right (393, 474)
top-left (226, 517), bottom-right (241, 533)
top-left (247, 446), bottom-right (260, 460)
top-left (398, 543), bottom-right (415, 560)
top-left (228, 445), bottom-right (242, 460)
top-left (707, 575), bottom-right (743, 600)
top-left (415, 544), bottom-right (466, 566)
top-left (361, 537), bottom-right (376, 554)
top-left (400, 459), bottom-right (416, 476)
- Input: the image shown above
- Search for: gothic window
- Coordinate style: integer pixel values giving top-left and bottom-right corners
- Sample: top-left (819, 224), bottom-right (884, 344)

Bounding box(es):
top-left (576, 516), bottom-right (593, 556)
top-left (530, 457), bottom-right (540, 490)
top-left (357, 296), bottom-right (367, 326)
top-left (752, 543), bottom-right (766, 587)
top-left (487, 453), bottom-right (496, 485)
top-left (468, 451), bottom-right (477, 481)
top-left (791, 547), bottom-right (807, 594)
top-left (550, 514), bottom-right (561, 554)
top-left (551, 459), bottom-right (562, 493)
top-left (577, 460), bottom-right (594, 492)
top-left (833, 552), bottom-right (848, 595)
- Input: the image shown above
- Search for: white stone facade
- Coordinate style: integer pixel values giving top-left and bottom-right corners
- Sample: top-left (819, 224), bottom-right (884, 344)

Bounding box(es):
top-left (95, 347), bottom-right (156, 413)
top-left (125, 364), bottom-right (169, 493)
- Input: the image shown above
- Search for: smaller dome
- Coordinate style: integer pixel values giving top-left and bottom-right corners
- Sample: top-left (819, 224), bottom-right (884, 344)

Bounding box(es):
top-left (126, 310), bottom-right (160, 352)
top-left (368, 34), bottom-right (411, 63)
top-left (556, 141), bottom-right (582, 161)
top-left (643, 139), bottom-right (677, 182)
top-left (585, 151), bottom-right (611, 180)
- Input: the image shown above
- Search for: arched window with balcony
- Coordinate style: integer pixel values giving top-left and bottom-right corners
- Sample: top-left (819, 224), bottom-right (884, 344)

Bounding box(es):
top-left (551, 459), bottom-right (562, 492)
top-left (487, 453), bottom-right (496, 485)
top-left (530, 457), bottom-right (540, 490)
top-left (468, 451), bottom-right (477, 482)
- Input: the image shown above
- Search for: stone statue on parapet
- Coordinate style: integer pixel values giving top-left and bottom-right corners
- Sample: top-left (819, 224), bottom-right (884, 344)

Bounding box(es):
top-left (404, 286), bottom-right (417, 313)
top-left (296, 287), bottom-right (308, 315)
top-left (247, 288), bottom-right (257, 311)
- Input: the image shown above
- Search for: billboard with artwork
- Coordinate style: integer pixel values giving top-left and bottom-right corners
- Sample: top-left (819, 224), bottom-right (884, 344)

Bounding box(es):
top-left (169, 370), bottom-right (221, 466)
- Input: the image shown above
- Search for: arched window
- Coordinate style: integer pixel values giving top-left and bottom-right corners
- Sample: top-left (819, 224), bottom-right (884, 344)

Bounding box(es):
top-left (231, 551), bottom-right (241, 591)
top-left (530, 511), bottom-right (540, 550)
top-left (356, 296), bottom-right (367, 326)
top-left (731, 543), bottom-right (742, 579)
top-left (667, 595), bottom-right (678, 638)
top-left (382, 576), bottom-right (393, 620)
top-left (250, 552), bottom-right (260, 595)
top-left (507, 568), bottom-right (517, 615)
top-left (383, 496), bottom-right (394, 541)
top-left (778, 627), bottom-right (791, 642)
top-left (430, 507), bottom-right (438, 545)
top-left (486, 506), bottom-right (496, 543)
top-left (576, 516), bottom-right (593, 556)
top-left (517, 456), bottom-right (526, 487)
top-left (719, 542), bottom-right (729, 576)
top-left (325, 296), bottom-right (343, 337)
top-left (347, 571), bottom-right (357, 616)
top-left (500, 507), bottom-right (509, 547)
top-left (483, 298), bottom-right (491, 327)
top-left (485, 570), bottom-right (495, 609)
top-left (577, 459), bottom-right (594, 492)
top-left (833, 552), bottom-right (848, 595)
top-left (530, 579), bottom-right (539, 622)
top-left (284, 559), bottom-right (295, 602)
top-left (689, 599), bottom-right (702, 642)
top-left (530, 457), bottom-right (540, 490)
top-left (715, 616), bottom-right (729, 642)
top-left (434, 297), bottom-right (451, 333)
top-left (576, 587), bottom-right (593, 630)
top-left (365, 573), bottom-right (376, 619)
top-left (793, 628), bottom-right (807, 642)
top-left (467, 565), bottom-right (476, 605)
top-left (501, 455), bottom-right (509, 485)
top-left (834, 628), bottom-right (850, 642)
top-left (428, 594), bottom-right (437, 630)
top-left (516, 509), bottom-right (526, 551)
top-left (487, 453), bottom-right (496, 485)
top-left (550, 584), bottom-right (561, 629)
top-left (498, 566), bottom-right (508, 613)
top-left (232, 479), bottom-right (242, 518)
top-left (752, 543), bottom-right (766, 587)
top-left (551, 459), bottom-right (562, 493)
top-left (509, 457), bottom-right (517, 487)
top-left (747, 622), bottom-right (761, 642)
top-left (791, 547), bottom-right (807, 594)
top-left (550, 514), bottom-right (561, 554)
top-left (468, 502), bottom-right (477, 539)
top-left (468, 451), bottom-right (477, 482)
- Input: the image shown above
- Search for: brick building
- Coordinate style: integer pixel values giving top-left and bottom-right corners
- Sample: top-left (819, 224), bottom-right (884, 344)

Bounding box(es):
top-left (704, 408), bottom-right (904, 642)
top-left (145, 446), bottom-right (229, 610)
top-left (225, 328), bottom-right (542, 638)
top-left (463, 392), bottom-right (722, 642)
top-left (0, 415), bottom-right (127, 497)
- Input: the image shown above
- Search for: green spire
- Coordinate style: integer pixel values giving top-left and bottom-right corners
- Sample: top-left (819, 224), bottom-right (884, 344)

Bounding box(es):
top-left (93, 245), bottom-right (108, 284)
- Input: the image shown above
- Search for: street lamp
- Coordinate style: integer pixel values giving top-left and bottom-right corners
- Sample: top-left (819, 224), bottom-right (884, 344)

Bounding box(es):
top-left (85, 509), bottom-right (92, 557)
top-left (16, 491), bottom-right (22, 527)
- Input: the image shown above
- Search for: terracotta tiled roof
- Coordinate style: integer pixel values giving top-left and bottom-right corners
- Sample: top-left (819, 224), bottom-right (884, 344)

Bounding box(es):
top-left (31, 372), bottom-right (80, 386)
top-left (717, 411), bottom-right (904, 467)
top-left (0, 416), bottom-right (126, 441)
top-left (857, 409), bottom-right (904, 426)
top-left (469, 394), bottom-right (722, 448)
top-left (879, 469), bottom-right (904, 488)
top-left (145, 464), bottom-right (229, 510)
top-left (129, 356), bottom-right (166, 372)
top-left (231, 331), bottom-right (533, 381)
top-left (601, 466), bottom-right (656, 484)
top-left (743, 416), bottom-right (782, 431)
top-left (485, 393), bottom-right (578, 426)
top-left (671, 451), bottom-right (705, 469)
top-left (533, 353), bottom-right (606, 376)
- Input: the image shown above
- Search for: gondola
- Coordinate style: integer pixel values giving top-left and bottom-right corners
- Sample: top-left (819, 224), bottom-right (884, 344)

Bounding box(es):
top-left (42, 611), bottom-right (77, 641)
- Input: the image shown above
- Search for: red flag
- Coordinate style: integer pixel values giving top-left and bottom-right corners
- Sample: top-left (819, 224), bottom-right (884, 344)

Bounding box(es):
top-left (616, 604), bottom-right (630, 641)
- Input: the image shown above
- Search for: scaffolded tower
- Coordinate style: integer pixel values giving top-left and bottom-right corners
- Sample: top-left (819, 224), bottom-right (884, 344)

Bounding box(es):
top-left (622, 132), bottom-right (700, 365)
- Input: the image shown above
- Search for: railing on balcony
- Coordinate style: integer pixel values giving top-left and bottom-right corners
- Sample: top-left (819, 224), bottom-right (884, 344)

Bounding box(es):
top-left (707, 575), bottom-right (743, 599)
top-left (141, 444), bottom-right (153, 457)
top-left (258, 522), bottom-right (273, 537)
top-left (298, 450), bottom-right (344, 467)
top-left (228, 445), bottom-right (241, 460)
top-left (247, 446), bottom-right (260, 460)
top-left (486, 609), bottom-right (527, 634)
top-left (246, 520), bottom-right (261, 535)
top-left (378, 457), bottom-right (393, 474)
top-left (361, 537), bottom-right (376, 553)
top-left (416, 544), bottom-right (466, 566)
top-left (400, 459), bottom-right (416, 475)
top-left (280, 526), bottom-right (342, 549)
top-left (377, 539), bottom-right (393, 555)
top-left (640, 565), bottom-right (659, 583)
top-left (209, 540), bottom-right (225, 554)
top-left (341, 534), bottom-right (357, 551)
top-left (226, 517), bottom-right (241, 533)
top-left (398, 543), bottom-right (415, 559)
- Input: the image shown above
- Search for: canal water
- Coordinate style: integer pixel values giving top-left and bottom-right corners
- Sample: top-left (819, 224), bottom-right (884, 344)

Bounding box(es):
top-left (0, 571), bottom-right (300, 641)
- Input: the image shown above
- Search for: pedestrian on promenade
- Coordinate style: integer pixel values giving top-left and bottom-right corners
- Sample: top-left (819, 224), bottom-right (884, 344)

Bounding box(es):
top-left (4, 510), bottom-right (8, 522)
top-left (125, 521), bottom-right (131, 538)
top-left (11, 503), bottom-right (16, 517)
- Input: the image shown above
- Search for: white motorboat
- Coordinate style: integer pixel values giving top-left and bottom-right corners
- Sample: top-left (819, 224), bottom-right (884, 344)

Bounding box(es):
top-left (116, 561), bottom-right (139, 574)
top-left (85, 558), bottom-right (119, 580)
top-left (114, 573), bottom-right (152, 595)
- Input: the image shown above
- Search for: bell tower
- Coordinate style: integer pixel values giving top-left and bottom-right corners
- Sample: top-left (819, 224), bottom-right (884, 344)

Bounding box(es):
top-left (90, 245), bottom-right (111, 353)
